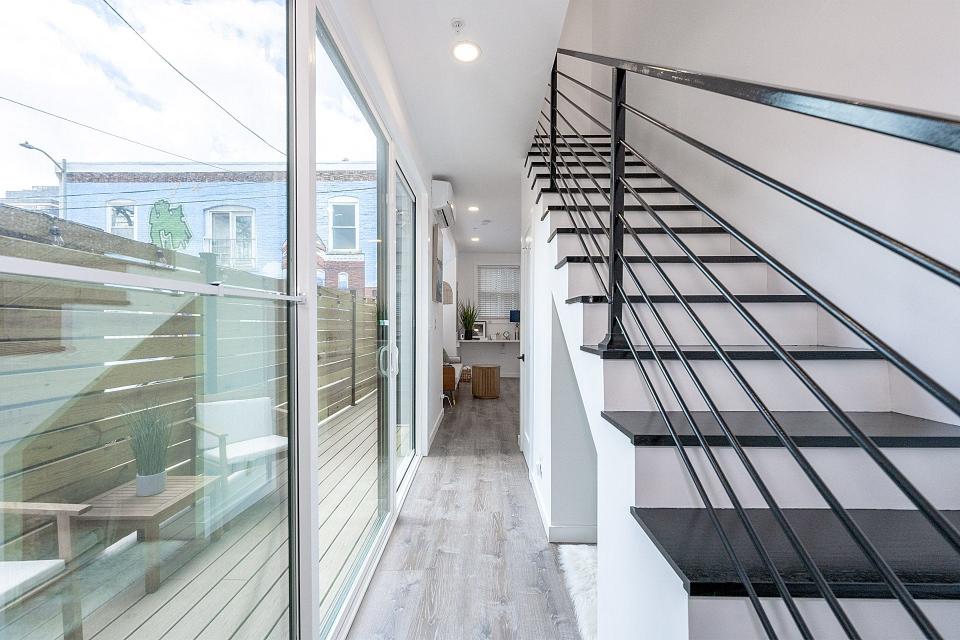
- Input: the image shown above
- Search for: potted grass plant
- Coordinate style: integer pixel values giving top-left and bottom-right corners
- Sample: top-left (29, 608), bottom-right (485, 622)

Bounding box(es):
top-left (128, 403), bottom-right (172, 496)
top-left (458, 298), bottom-right (478, 340)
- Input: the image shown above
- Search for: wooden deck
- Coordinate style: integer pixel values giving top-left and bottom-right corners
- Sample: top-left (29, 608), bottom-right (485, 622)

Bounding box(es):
top-left (0, 394), bottom-right (381, 640)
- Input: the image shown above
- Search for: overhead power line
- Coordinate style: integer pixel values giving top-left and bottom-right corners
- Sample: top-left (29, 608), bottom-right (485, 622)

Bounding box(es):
top-left (22, 185), bottom-right (377, 214)
top-left (0, 95), bottom-right (237, 172)
top-left (101, 0), bottom-right (286, 157)
top-left (7, 180), bottom-right (376, 202)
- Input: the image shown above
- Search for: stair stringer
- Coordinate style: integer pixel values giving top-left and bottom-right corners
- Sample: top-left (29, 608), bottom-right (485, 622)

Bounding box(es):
top-left (538, 206), bottom-right (689, 640)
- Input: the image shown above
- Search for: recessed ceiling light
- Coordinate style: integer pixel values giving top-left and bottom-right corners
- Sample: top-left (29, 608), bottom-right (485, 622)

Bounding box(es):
top-left (467, 205), bottom-right (480, 212)
top-left (452, 41), bottom-right (481, 63)
top-left (470, 237), bottom-right (480, 242)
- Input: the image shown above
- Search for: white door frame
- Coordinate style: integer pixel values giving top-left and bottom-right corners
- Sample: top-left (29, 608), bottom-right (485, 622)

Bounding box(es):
top-left (519, 225), bottom-right (535, 462)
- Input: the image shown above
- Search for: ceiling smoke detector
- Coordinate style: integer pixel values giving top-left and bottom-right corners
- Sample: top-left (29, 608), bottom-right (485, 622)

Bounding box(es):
top-left (451, 18), bottom-right (481, 63)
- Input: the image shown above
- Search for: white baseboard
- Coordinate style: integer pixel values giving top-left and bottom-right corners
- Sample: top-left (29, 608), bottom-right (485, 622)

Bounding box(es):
top-left (428, 408), bottom-right (444, 453)
top-left (548, 524), bottom-right (598, 544)
top-left (529, 468), bottom-right (551, 538)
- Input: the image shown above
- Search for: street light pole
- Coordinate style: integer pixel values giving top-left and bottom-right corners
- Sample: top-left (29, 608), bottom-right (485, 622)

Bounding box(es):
top-left (19, 141), bottom-right (65, 218)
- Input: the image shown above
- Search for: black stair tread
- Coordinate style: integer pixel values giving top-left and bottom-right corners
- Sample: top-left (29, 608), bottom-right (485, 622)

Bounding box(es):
top-left (541, 186), bottom-right (675, 194)
top-left (534, 133), bottom-right (610, 138)
top-left (529, 160), bottom-right (646, 168)
top-left (580, 344), bottom-right (883, 360)
top-left (602, 410), bottom-right (960, 447)
top-left (557, 255), bottom-right (762, 268)
top-left (541, 204), bottom-right (699, 221)
top-left (532, 171), bottom-right (660, 180)
top-left (546, 204), bottom-right (698, 213)
top-left (549, 227), bottom-right (726, 242)
top-left (630, 507), bottom-right (960, 598)
top-left (566, 293), bottom-right (812, 304)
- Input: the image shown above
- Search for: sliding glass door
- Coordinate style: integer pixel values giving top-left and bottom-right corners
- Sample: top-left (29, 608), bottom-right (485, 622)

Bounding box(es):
top-left (395, 169), bottom-right (416, 484)
top-left (314, 16), bottom-right (391, 635)
top-left (0, 3), bottom-right (292, 638)
top-left (0, 4), bottom-right (420, 638)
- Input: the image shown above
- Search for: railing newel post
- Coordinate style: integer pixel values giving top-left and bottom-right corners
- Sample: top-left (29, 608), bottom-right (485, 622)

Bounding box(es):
top-left (549, 56), bottom-right (559, 192)
top-left (599, 66), bottom-right (627, 352)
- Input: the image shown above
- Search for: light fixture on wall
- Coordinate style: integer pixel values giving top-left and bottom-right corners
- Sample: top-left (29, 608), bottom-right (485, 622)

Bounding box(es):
top-left (467, 205), bottom-right (479, 212)
top-left (451, 19), bottom-right (481, 63)
top-left (470, 237), bottom-right (480, 242)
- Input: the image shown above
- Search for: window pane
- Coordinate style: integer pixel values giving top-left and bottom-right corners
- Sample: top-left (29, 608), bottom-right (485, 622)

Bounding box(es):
top-left (332, 227), bottom-right (357, 251)
top-left (332, 204), bottom-right (356, 227)
top-left (0, 2), bottom-right (289, 292)
top-left (477, 265), bottom-right (520, 318)
top-left (395, 171), bottom-right (415, 483)
top-left (0, 274), bottom-right (290, 639)
top-left (235, 215), bottom-right (253, 241)
top-left (212, 211), bottom-right (231, 239)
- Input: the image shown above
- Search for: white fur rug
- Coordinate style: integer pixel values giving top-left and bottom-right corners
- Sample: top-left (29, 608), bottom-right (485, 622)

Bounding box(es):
top-left (558, 544), bottom-right (598, 640)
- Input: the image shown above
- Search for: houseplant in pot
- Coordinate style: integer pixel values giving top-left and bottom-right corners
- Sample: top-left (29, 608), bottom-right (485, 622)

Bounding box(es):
top-left (128, 403), bottom-right (172, 496)
top-left (458, 298), bottom-right (478, 340)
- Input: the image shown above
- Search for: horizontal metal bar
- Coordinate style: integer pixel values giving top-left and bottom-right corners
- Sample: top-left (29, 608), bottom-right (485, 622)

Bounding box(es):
top-left (557, 69), bottom-right (612, 102)
top-left (557, 48), bottom-right (960, 153)
top-left (0, 254), bottom-right (305, 303)
top-left (620, 101), bottom-right (960, 288)
top-left (556, 88), bottom-right (611, 133)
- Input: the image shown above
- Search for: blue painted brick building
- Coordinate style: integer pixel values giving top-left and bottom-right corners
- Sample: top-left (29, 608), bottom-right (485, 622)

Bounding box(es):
top-left (61, 162), bottom-right (379, 289)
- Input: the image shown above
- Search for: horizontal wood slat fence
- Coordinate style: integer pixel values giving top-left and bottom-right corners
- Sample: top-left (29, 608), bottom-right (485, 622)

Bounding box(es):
top-left (0, 205), bottom-right (379, 564)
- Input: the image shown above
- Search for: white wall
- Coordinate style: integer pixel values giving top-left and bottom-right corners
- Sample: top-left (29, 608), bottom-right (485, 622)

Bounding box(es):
top-left (574, 0), bottom-right (960, 423)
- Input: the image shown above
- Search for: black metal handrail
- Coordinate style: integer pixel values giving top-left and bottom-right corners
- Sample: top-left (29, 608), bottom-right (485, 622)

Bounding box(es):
top-left (533, 49), bottom-right (960, 640)
top-left (557, 48), bottom-right (960, 153)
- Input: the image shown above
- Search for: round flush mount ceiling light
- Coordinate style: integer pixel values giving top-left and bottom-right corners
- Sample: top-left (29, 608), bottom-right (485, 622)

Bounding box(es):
top-left (452, 41), bottom-right (481, 63)
top-left (451, 19), bottom-right (480, 63)
top-left (467, 205), bottom-right (480, 212)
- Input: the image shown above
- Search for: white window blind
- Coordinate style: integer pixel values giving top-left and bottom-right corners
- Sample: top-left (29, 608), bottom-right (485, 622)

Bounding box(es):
top-left (476, 265), bottom-right (520, 319)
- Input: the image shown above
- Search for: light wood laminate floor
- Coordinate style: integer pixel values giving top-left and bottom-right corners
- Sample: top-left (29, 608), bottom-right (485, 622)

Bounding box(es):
top-left (348, 378), bottom-right (581, 640)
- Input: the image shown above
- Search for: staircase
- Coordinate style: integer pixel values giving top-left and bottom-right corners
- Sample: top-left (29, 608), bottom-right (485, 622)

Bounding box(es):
top-left (525, 50), bottom-right (960, 639)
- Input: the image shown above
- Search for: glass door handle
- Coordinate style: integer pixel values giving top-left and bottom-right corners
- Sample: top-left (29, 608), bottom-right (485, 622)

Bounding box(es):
top-left (517, 354), bottom-right (525, 362)
top-left (378, 346), bottom-right (390, 376)
top-left (389, 344), bottom-right (400, 376)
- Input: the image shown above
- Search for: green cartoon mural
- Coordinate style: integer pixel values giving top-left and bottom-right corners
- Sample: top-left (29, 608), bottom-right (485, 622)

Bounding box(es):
top-left (148, 199), bottom-right (192, 250)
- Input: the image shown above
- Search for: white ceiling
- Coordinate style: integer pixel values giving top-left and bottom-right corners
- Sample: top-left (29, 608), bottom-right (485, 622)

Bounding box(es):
top-left (371, 0), bottom-right (569, 252)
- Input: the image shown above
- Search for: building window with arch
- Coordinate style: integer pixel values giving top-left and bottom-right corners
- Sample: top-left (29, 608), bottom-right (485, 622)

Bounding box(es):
top-left (328, 196), bottom-right (359, 253)
top-left (337, 271), bottom-right (349, 290)
top-left (106, 200), bottom-right (136, 239)
top-left (205, 205), bottom-right (256, 268)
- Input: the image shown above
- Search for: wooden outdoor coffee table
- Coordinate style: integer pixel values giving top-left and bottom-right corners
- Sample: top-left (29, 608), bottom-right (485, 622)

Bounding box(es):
top-left (78, 475), bottom-right (221, 593)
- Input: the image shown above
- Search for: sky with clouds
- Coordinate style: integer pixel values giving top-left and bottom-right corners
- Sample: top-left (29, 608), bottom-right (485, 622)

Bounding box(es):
top-left (0, 0), bottom-right (376, 195)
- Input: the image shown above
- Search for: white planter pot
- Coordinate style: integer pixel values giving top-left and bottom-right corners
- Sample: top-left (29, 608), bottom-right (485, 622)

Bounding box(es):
top-left (136, 471), bottom-right (167, 497)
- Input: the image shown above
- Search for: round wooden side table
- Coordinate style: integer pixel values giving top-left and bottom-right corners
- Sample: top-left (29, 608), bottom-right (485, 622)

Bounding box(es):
top-left (471, 364), bottom-right (501, 399)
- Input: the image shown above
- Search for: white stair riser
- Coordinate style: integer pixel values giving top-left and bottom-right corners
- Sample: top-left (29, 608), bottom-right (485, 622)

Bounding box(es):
top-left (634, 446), bottom-right (960, 510)
top-left (580, 301), bottom-right (825, 346)
top-left (563, 261), bottom-right (793, 297)
top-left (556, 232), bottom-right (743, 258)
top-left (549, 209), bottom-right (709, 230)
top-left (602, 358), bottom-right (892, 412)
top-left (690, 597), bottom-right (960, 640)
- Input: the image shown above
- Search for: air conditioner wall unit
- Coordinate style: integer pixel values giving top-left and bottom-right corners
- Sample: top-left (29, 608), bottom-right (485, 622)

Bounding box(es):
top-left (431, 179), bottom-right (455, 228)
